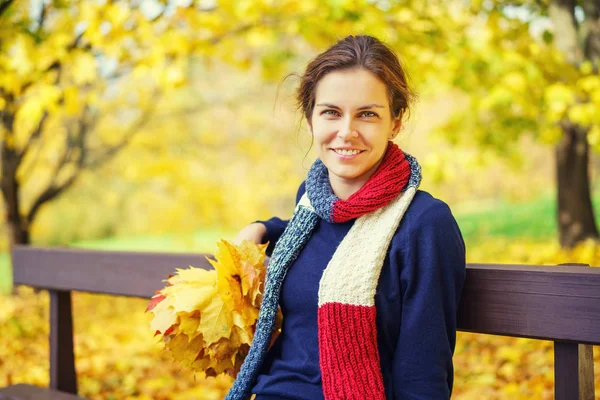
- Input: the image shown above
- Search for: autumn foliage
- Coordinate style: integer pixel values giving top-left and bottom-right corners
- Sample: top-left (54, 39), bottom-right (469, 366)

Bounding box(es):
top-left (146, 240), bottom-right (282, 378)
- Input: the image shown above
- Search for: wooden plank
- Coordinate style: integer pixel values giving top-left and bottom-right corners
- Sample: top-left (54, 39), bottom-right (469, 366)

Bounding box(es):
top-left (578, 344), bottom-right (595, 399)
top-left (555, 342), bottom-right (580, 400)
top-left (554, 342), bottom-right (595, 400)
top-left (12, 246), bottom-right (213, 299)
top-left (49, 291), bottom-right (77, 394)
top-left (11, 247), bottom-right (600, 344)
top-left (457, 264), bottom-right (600, 344)
top-left (0, 384), bottom-right (85, 399)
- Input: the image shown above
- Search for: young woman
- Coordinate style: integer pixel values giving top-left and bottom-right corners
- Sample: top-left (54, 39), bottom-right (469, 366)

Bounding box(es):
top-left (228, 35), bottom-right (466, 400)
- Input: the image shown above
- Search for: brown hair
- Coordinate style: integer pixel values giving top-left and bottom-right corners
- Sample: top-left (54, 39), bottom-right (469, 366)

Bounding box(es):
top-left (296, 35), bottom-right (417, 125)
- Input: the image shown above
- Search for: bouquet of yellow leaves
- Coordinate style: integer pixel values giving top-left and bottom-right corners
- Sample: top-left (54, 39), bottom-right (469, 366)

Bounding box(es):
top-left (146, 240), bottom-right (283, 378)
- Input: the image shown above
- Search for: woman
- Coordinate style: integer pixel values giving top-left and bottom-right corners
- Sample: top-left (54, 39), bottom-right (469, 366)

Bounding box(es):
top-left (228, 35), bottom-right (466, 400)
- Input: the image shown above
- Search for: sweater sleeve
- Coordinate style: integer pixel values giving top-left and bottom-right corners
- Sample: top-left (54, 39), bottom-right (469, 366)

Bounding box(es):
top-left (392, 201), bottom-right (466, 399)
top-left (254, 181), bottom-right (306, 257)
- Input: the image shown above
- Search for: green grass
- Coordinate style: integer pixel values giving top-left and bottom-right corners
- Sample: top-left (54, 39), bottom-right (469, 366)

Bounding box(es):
top-left (70, 229), bottom-right (234, 252)
top-left (455, 192), bottom-right (558, 244)
top-left (455, 189), bottom-right (600, 244)
top-left (0, 253), bottom-right (11, 295)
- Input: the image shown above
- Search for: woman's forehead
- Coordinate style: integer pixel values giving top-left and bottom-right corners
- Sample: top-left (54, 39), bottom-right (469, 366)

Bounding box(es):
top-left (315, 69), bottom-right (389, 105)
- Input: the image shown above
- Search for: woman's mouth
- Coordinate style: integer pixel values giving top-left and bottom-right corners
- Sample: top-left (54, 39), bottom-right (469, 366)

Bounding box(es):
top-left (331, 148), bottom-right (365, 160)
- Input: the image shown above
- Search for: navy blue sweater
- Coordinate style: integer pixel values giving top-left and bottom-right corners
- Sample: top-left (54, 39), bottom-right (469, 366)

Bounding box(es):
top-left (251, 181), bottom-right (466, 400)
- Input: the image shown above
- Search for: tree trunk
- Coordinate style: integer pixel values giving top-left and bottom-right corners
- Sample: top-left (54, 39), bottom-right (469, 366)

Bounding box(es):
top-left (550, 0), bottom-right (600, 248)
top-left (1, 145), bottom-right (30, 296)
top-left (2, 194), bottom-right (30, 246)
top-left (5, 211), bottom-right (30, 246)
top-left (556, 122), bottom-right (599, 248)
top-left (0, 146), bottom-right (30, 247)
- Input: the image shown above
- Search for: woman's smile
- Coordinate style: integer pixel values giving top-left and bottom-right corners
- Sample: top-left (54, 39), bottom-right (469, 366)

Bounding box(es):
top-left (331, 148), bottom-right (366, 159)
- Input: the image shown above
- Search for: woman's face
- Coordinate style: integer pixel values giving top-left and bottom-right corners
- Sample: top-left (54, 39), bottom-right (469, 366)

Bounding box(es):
top-left (310, 68), bottom-right (401, 192)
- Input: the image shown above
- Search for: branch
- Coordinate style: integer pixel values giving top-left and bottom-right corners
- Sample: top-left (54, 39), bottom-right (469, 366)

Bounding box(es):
top-left (16, 130), bottom-right (46, 188)
top-left (0, 0), bottom-right (14, 18)
top-left (18, 111), bottom-right (48, 162)
top-left (47, 128), bottom-right (80, 190)
top-left (20, 32), bottom-right (81, 94)
top-left (206, 14), bottom-right (309, 46)
top-left (208, 22), bottom-right (260, 45)
top-left (12, 110), bottom-right (50, 190)
top-left (36, 1), bottom-right (48, 33)
top-left (17, 58), bottom-right (65, 178)
top-left (25, 113), bottom-right (89, 224)
top-left (0, 92), bottom-right (14, 133)
top-left (86, 89), bottom-right (161, 169)
top-left (25, 166), bottom-right (82, 225)
top-left (19, 85), bottom-right (157, 223)
top-left (68, 31), bottom-right (86, 51)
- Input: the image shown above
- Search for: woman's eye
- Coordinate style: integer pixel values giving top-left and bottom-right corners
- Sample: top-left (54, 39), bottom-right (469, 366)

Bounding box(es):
top-left (323, 110), bottom-right (340, 117)
top-left (360, 111), bottom-right (378, 118)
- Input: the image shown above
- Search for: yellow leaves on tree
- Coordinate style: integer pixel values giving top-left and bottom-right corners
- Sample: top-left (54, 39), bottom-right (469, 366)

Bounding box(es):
top-left (146, 239), bottom-right (282, 378)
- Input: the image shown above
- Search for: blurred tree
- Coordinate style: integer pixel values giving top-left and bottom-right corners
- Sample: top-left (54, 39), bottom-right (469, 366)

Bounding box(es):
top-left (0, 0), bottom-right (184, 246)
top-left (7, 0), bottom-right (597, 251)
top-left (0, 0), bottom-right (469, 247)
top-left (437, 0), bottom-right (600, 248)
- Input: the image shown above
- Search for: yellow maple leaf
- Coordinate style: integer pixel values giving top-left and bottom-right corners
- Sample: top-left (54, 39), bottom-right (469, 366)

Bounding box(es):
top-left (165, 333), bottom-right (204, 368)
top-left (162, 268), bottom-right (217, 313)
top-left (209, 240), bottom-right (268, 306)
top-left (237, 240), bottom-right (268, 305)
top-left (178, 311), bottom-right (200, 339)
top-left (197, 285), bottom-right (234, 345)
top-left (149, 295), bottom-right (177, 335)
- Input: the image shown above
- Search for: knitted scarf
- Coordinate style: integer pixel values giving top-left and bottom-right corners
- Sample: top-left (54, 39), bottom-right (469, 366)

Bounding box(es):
top-left (226, 142), bottom-right (422, 400)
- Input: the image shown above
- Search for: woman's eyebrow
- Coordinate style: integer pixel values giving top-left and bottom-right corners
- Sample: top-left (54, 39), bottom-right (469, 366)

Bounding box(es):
top-left (357, 104), bottom-right (385, 110)
top-left (316, 103), bottom-right (341, 110)
top-left (315, 103), bottom-right (385, 110)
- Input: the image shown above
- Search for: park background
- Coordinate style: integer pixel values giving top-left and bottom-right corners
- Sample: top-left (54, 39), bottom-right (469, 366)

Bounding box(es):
top-left (1, 0), bottom-right (600, 398)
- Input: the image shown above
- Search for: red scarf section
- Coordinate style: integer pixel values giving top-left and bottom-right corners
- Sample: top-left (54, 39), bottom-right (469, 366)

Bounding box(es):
top-left (332, 142), bottom-right (411, 223)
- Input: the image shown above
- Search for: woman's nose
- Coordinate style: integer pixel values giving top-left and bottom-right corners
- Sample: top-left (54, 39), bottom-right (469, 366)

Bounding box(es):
top-left (337, 118), bottom-right (359, 140)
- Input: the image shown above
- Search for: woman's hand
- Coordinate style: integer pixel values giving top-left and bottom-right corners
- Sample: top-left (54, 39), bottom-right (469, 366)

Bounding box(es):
top-left (233, 222), bottom-right (267, 245)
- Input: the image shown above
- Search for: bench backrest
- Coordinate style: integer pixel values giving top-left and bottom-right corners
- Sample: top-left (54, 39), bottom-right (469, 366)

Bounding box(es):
top-left (11, 246), bottom-right (600, 399)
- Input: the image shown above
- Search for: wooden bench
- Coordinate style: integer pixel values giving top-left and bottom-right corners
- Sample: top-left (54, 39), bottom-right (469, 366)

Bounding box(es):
top-left (0, 246), bottom-right (599, 399)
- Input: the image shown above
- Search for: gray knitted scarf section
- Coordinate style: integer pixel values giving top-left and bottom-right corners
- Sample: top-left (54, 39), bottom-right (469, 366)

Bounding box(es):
top-left (225, 153), bottom-right (421, 400)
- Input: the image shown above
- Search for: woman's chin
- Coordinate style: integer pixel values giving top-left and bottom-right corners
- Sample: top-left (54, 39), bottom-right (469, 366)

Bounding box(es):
top-left (324, 157), bottom-right (376, 180)
top-left (326, 166), bottom-right (365, 182)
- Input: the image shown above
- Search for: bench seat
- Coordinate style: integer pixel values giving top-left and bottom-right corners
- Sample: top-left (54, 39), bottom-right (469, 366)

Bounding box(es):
top-left (0, 384), bottom-right (85, 400)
